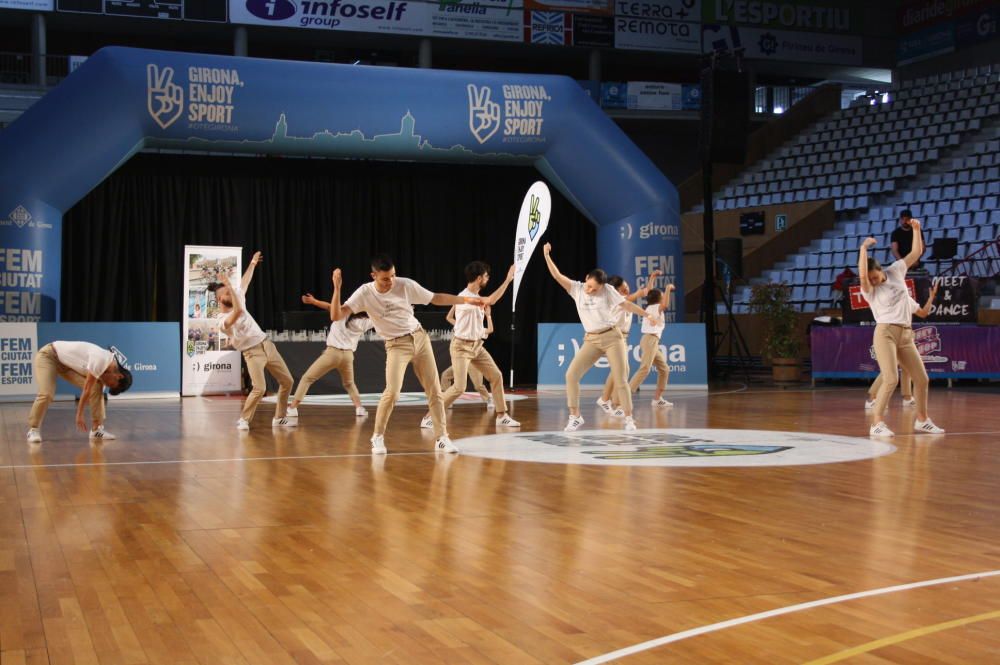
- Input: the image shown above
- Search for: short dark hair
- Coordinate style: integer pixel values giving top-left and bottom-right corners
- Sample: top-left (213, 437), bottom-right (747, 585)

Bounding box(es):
top-left (585, 269), bottom-right (607, 284)
top-left (348, 311), bottom-right (369, 323)
top-left (206, 282), bottom-right (223, 293)
top-left (867, 257), bottom-right (883, 273)
top-left (464, 261), bottom-right (491, 283)
top-left (371, 253), bottom-right (394, 272)
top-left (607, 275), bottom-right (624, 289)
top-left (899, 209), bottom-right (912, 219)
top-left (109, 366), bottom-right (133, 396)
top-left (646, 288), bottom-right (662, 305)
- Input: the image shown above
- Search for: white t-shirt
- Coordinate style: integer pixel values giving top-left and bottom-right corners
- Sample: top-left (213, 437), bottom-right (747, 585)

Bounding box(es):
top-left (640, 304), bottom-right (666, 336)
top-left (327, 316), bottom-right (374, 351)
top-left (613, 304), bottom-right (634, 335)
top-left (452, 288), bottom-right (487, 341)
top-left (569, 281), bottom-right (626, 333)
top-left (860, 261), bottom-right (912, 325)
top-left (217, 285), bottom-right (267, 351)
top-left (344, 277), bottom-right (434, 339)
top-left (52, 341), bottom-right (114, 378)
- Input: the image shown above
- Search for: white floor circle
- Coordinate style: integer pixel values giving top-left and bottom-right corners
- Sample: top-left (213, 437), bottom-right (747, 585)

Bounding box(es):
top-left (455, 428), bottom-right (896, 467)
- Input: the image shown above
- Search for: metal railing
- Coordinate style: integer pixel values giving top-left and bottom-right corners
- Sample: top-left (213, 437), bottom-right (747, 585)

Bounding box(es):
top-left (0, 52), bottom-right (72, 87)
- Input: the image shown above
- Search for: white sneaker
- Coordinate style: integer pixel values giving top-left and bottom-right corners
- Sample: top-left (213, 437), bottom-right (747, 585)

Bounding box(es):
top-left (596, 397), bottom-right (613, 414)
top-left (237, 418), bottom-right (250, 431)
top-left (486, 397), bottom-right (495, 410)
top-left (652, 398), bottom-right (673, 407)
top-left (355, 406), bottom-right (368, 417)
top-left (272, 417), bottom-right (297, 427)
top-left (420, 414), bottom-right (434, 429)
top-left (89, 426), bottom-right (116, 440)
top-left (371, 434), bottom-right (387, 455)
top-left (435, 436), bottom-right (459, 453)
top-left (26, 428), bottom-right (42, 443)
top-left (496, 413), bottom-right (521, 427)
top-left (864, 398), bottom-right (876, 410)
top-left (611, 407), bottom-right (626, 419)
top-left (624, 417), bottom-right (637, 432)
top-left (870, 422), bottom-right (895, 438)
top-left (902, 397), bottom-right (917, 407)
top-left (564, 415), bottom-right (585, 432)
top-left (914, 419), bottom-right (945, 434)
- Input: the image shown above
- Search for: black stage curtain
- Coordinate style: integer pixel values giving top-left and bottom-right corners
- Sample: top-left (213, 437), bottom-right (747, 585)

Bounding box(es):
top-left (62, 154), bottom-right (597, 385)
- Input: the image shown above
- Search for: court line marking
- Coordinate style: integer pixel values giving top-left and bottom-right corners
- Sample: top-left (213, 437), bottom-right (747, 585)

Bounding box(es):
top-left (574, 569), bottom-right (1000, 665)
top-left (0, 451), bottom-right (439, 470)
top-left (803, 608), bottom-right (1000, 665)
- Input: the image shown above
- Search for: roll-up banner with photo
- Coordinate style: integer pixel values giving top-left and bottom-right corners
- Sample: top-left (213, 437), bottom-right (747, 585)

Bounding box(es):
top-left (182, 245), bottom-right (243, 396)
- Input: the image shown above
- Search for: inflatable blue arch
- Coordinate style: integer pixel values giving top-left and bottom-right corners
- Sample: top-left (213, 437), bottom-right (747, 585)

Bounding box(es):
top-left (0, 47), bottom-right (680, 321)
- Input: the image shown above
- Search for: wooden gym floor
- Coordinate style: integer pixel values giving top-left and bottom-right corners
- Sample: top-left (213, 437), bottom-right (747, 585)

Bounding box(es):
top-left (1, 385), bottom-right (999, 664)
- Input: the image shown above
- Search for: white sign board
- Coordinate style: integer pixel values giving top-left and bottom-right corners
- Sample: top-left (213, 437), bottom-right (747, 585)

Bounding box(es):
top-left (182, 245), bottom-right (243, 396)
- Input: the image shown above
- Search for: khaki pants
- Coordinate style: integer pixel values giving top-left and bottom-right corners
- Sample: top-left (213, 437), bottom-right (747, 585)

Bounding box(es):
top-left (374, 329), bottom-right (446, 438)
top-left (871, 324), bottom-right (928, 418)
top-left (242, 340), bottom-right (293, 422)
top-left (869, 368), bottom-right (913, 399)
top-left (441, 365), bottom-right (490, 402)
top-left (441, 338), bottom-right (505, 411)
top-left (292, 347), bottom-right (360, 404)
top-left (601, 355), bottom-right (631, 404)
top-left (565, 328), bottom-right (632, 414)
top-left (28, 343), bottom-right (105, 428)
top-left (629, 334), bottom-right (669, 393)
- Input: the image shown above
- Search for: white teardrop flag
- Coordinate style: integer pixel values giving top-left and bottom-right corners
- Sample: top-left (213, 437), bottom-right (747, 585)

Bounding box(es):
top-left (511, 181), bottom-right (552, 312)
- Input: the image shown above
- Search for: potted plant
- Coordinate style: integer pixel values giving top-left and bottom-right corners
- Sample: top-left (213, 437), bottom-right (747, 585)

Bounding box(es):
top-left (748, 282), bottom-right (802, 383)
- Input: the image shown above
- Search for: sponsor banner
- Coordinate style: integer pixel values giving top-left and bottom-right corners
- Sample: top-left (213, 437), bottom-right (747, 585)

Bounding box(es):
top-left (898, 0), bottom-right (993, 34)
top-left (527, 0), bottom-right (612, 15)
top-left (456, 428), bottom-right (895, 467)
top-left (0, 323), bottom-right (38, 396)
top-left (182, 245), bottom-right (243, 395)
top-left (0, 0), bottom-right (52, 9)
top-left (897, 21), bottom-right (955, 64)
top-left (627, 81), bottom-right (684, 111)
top-left (846, 276), bottom-right (976, 324)
top-left (537, 323), bottom-right (708, 388)
top-left (600, 81), bottom-right (628, 108)
top-left (955, 6), bottom-right (999, 46)
top-left (681, 82), bottom-right (701, 109)
top-left (0, 204), bottom-right (60, 323)
top-left (0, 322), bottom-right (180, 400)
top-left (572, 12), bottom-right (615, 44)
top-left (525, 9), bottom-right (573, 43)
top-left (512, 182), bottom-right (552, 311)
top-left (702, 23), bottom-right (862, 64)
top-left (811, 325), bottom-right (1000, 379)
top-left (616, 0), bottom-right (701, 52)
top-left (431, 0), bottom-right (523, 42)
top-left (228, 0), bottom-right (431, 34)
top-left (704, 0), bottom-right (855, 32)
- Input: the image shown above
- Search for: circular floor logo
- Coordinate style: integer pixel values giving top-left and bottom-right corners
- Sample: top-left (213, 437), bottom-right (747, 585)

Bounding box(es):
top-left (455, 428), bottom-right (896, 467)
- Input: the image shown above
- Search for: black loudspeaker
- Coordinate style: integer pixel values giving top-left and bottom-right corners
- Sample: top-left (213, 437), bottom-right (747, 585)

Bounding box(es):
top-left (715, 237), bottom-right (743, 279)
top-left (700, 68), bottom-right (751, 164)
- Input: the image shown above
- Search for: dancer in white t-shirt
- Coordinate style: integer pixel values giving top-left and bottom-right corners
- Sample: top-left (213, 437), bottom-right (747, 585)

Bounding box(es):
top-left (420, 261), bottom-right (518, 430)
top-left (289, 287), bottom-right (375, 419)
top-left (440, 305), bottom-right (494, 407)
top-left (332, 254), bottom-right (487, 455)
top-left (542, 243), bottom-right (653, 432)
top-left (628, 283), bottom-right (677, 406)
top-left (214, 268), bottom-right (295, 431)
top-left (26, 341), bottom-right (133, 443)
top-left (865, 283), bottom-right (938, 411)
top-left (858, 220), bottom-right (944, 437)
top-left (596, 272), bottom-right (659, 416)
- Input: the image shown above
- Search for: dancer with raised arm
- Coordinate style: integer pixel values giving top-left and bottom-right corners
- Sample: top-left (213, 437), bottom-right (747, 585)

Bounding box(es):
top-left (332, 255), bottom-right (486, 454)
top-left (628, 282), bottom-right (677, 406)
top-left (596, 271), bottom-right (659, 416)
top-left (421, 261), bottom-right (519, 429)
top-left (542, 243), bottom-right (652, 432)
top-left (858, 220), bottom-right (944, 437)
top-left (440, 305), bottom-right (494, 408)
